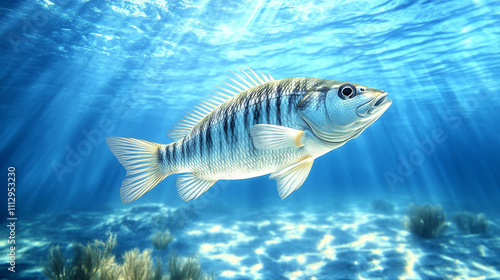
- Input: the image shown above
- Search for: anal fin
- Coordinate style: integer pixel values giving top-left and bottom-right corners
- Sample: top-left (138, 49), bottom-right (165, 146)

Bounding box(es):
top-left (270, 156), bottom-right (314, 199)
top-left (176, 174), bottom-right (217, 201)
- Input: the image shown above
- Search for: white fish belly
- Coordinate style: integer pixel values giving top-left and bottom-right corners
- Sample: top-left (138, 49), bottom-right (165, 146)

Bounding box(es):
top-left (204, 149), bottom-right (306, 180)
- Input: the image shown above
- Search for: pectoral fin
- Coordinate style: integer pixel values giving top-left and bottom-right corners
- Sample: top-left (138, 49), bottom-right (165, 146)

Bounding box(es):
top-left (250, 124), bottom-right (304, 150)
top-left (270, 156), bottom-right (314, 199)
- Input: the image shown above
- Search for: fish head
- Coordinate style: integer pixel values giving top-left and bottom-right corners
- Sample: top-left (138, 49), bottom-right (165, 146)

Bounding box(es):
top-left (298, 81), bottom-right (392, 144)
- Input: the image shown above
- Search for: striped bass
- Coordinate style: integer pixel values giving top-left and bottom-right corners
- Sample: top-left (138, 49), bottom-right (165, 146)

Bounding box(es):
top-left (106, 68), bottom-right (392, 203)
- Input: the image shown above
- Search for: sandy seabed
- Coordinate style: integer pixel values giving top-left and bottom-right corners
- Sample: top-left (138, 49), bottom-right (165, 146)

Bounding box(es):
top-left (2, 201), bottom-right (499, 280)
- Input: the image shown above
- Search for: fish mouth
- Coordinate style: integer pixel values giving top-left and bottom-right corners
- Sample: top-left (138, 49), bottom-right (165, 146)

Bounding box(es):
top-left (357, 92), bottom-right (392, 117)
top-left (370, 92), bottom-right (392, 113)
top-left (374, 93), bottom-right (388, 106)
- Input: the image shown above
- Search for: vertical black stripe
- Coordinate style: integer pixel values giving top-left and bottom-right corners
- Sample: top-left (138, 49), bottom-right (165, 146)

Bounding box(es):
top-left (181, 139), bottom-right (186, 159)
top-left (229, 109), bottom-right (237, 144)
top-left (205, 120), bottom-right (212, 153)
top-left (243, 96), bottom-right (251, 129)
top-left (165, 145), bottom-right (171, 165)
top-left (171, 142), bottom-right (177, 162)
top-left (293, 80), bottom-right (301, 93)
top-left (253, 100), bottom-right (261, 125)
top-left (223, 106), bottom-right (230, 140)
top-left (157, 147), bottom-right (164, 163)
top-left (184, 138), bottom-right (193, 160)
top-left (191, 135), bottom-right (198, 159)
top-left (286, 80), bottom-right (302, 115)
top-left (276, 87), bottom-right (282, 126)
top-left (287, 94), bottom-right (294, 115)
top-left (265, 95), bottom-right (271, 123)
top-left (198, 129), bottom-right (204, 158)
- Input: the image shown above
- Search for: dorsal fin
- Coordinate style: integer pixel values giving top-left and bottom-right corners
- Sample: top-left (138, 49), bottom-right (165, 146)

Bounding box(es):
top-left (167, 67), bottom-right (275, 141)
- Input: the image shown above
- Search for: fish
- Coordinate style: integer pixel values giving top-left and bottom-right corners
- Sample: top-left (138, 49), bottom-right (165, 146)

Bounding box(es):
top-left (106, 68), bottom-right (392, 203)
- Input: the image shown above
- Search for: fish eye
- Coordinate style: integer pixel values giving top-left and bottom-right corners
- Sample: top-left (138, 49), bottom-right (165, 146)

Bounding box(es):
top-left (338, 83), bottom-right (356, 99)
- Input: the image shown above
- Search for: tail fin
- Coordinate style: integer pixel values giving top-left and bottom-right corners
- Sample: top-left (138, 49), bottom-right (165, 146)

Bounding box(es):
top-left (106, 137), bottom-right (168, 204)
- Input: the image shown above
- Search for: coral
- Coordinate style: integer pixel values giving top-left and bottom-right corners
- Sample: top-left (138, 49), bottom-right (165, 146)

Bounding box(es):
top-left (371, 199), bottom-right (394, 213)
top-left (168, 252), bottom-right (213, 280)
top-left (453, 211), bottom-right (488, 234)
top-left (403, 203), bottom-right (447, 239)
top-left (152, 230), bottom-right (174, 251)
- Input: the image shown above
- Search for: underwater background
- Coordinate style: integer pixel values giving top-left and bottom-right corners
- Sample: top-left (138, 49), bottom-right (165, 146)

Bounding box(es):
top-left (1, 0), bottom-right (500, 279)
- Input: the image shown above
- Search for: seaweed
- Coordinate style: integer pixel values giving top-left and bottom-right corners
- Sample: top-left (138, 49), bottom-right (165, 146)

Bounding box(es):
top-left (152, 230), bottom-right (174, 251)
top-left (453, 211), bottom-right (488, 234)
top-left (43, 233), bottom-right (119, 280)
top-left (121, 249), bottom-right (155, 280)
top-left (168, 252), bottom-right (214, 280)
top-left (371, 199), bottom-right (394, 213)
top-left (43, 233), bottom-right (212, 280)
top-left (153, 257), bottom-right (164, 280)
top-left (43, 245), bottom-right (69, 280)
top-left (403, 203), bottom-right (447, 239)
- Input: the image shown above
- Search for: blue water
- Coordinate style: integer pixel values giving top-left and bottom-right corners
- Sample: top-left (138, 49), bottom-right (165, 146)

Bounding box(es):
top-left (1, 0), bottom-right (500, 279)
